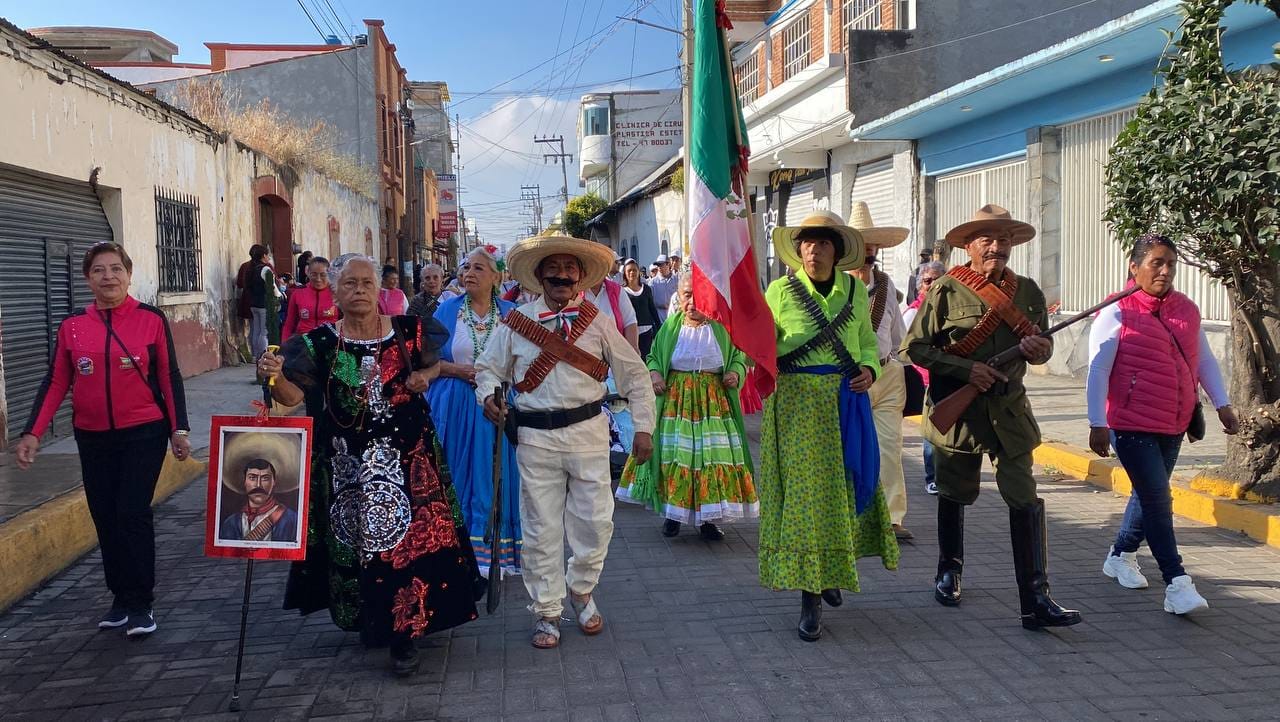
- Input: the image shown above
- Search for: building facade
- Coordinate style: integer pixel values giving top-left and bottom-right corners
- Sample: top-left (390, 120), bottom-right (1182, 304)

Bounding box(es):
top-left (577, 89), bottom-right (684, 204)
top-left (0, 19), bottom-right (377, 444)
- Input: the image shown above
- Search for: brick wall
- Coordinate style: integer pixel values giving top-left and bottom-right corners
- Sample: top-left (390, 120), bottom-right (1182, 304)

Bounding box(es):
top-left (809, 1), bottom-right (825, 63)
top-left (831, 3), bottom-right (844, 53)
top-left (880, 0), bottom-right (896, 30)
top-left (757, 45), bottom-right (768, 97)
top-left (770, 32), bottom-right (783, 87)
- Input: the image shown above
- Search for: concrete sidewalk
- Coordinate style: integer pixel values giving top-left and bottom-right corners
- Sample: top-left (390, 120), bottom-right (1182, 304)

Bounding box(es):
top-left (0, 364), bottom-right (269, 610)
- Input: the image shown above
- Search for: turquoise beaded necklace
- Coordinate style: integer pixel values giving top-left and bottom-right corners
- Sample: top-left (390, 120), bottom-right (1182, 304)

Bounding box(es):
top-left (461, 292), bottom-right (499, 362)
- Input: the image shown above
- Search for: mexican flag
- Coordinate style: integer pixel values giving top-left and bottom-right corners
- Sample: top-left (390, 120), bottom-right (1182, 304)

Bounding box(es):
top-left (688, 0), bottom-right (776, 398)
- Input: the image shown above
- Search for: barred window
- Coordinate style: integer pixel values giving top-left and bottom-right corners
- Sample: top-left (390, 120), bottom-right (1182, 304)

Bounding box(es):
top-left (155, 187), bottom-right (202, 293)
top-left (781, 14), bottom-right (811, 82)
top-left (736, 53), bottom-right (760, 103)
top-left (842, 0), bottom-right (882, 33)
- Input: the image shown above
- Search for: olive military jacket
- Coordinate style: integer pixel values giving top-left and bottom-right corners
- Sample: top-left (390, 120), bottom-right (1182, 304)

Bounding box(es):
top-left (900, 270), bottom-right (1048, 456)
top-left (767, 271), bottom-right (882, 379)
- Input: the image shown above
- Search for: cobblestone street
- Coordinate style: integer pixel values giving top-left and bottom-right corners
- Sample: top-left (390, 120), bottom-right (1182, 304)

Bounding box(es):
top-left (3, 425), bottom-right (1280, 721)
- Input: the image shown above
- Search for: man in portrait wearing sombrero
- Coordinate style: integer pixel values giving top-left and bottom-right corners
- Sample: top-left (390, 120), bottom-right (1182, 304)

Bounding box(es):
top-left (475, 232), bottom-right (656, 650)
top-left (219, 434), bottom-right (300, 543)
top-left (848, 201), bottom-right (914, 541)
top-left (902, 204), bottom-right (1081, 631)
top-left (759, 209), bottom-right (899, 642)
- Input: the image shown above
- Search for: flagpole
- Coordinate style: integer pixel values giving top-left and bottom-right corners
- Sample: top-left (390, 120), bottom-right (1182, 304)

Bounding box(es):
top-left (682, 0), bottom-right (693, 258)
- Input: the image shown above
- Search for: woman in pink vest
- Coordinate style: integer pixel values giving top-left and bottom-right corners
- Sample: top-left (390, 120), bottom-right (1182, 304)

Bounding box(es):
top-left (1086, 234), bottom-right (1238, 615)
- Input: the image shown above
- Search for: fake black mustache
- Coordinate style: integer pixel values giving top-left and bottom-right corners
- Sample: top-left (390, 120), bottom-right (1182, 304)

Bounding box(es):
top-left (984, 254), bottom-right (1009, 261)
top-left (544, 277), bottom-right (574, 288)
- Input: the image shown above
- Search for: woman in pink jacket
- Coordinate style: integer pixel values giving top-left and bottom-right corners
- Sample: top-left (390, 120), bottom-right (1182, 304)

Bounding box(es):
top-left (282, 256), bottom-right (338, 338)
top-left (1086, 234), bottom-right (1238, 615)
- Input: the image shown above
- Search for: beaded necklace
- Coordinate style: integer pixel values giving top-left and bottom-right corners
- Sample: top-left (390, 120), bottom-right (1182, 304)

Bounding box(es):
top-left (326, 316), bottom-right (387, 431)
top-left (461, 292), bottom-right (499, 363)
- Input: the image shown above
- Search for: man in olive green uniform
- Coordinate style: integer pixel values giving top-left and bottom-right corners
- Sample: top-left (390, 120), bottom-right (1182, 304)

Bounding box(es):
top-left (902, 204), bottom-right (1081, 631)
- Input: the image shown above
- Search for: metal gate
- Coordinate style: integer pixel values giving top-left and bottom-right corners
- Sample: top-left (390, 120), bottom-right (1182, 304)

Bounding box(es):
top-left (0, 167), bottom-right (113, 442)
top-left (935, 158), bottom-right (1038, 281)
top-left (849, 157), bottom-right (898, 278)
top-left (784, 182), bottom-right (815, 226)
top-left (1059, 108), bottom-right (1229, 319)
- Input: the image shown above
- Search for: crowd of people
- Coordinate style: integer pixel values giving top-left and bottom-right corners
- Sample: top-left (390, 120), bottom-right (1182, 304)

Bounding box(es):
top-left (11, 203), bottom-right (1238, 678)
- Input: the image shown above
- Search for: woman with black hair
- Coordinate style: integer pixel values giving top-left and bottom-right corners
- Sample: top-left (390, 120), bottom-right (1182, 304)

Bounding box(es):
top-left (1087, 233), bottom-right (1238, 614)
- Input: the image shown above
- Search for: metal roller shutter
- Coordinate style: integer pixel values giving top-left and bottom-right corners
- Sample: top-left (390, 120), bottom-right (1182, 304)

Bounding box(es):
top-left (849, 158), bottom-right (897, 278)
top-left (935, 158), bottom-right (1038, 281)
top-left (784, 182), bottom-right (814, 226)
top-left (0, 166), bottom-right (113, 442)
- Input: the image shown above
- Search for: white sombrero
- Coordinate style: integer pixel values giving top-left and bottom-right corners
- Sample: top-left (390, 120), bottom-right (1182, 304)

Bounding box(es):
top-left (506, 232), bottom-right (615, 293)
top-left (848, 201), bottom-right (908, 248)
top-left (221, 431), bottom-right (302, 494)
top-left (771, 209), bottom-right (866, 273)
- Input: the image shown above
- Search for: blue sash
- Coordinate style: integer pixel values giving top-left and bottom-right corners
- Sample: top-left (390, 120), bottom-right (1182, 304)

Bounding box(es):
top-left (788, 365), bottom-right (880, 514)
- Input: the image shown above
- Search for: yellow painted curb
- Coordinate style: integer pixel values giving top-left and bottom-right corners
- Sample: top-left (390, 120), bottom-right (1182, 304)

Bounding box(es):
top-left (1033, 442), bottom-right (1280, 549)
top-left (0, 453), bottom-right (206, 612)
top-left (905, 418), bottom-right (1280, 549)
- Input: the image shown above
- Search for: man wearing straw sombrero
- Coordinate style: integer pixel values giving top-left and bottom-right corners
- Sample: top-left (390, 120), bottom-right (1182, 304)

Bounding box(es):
top-left (218, 433), bottom-right (300, 543)
top-left (759, 209), bottom-right (899, 642)
top-left (848, 200), bottom-right (914, 541)
top-left (475, 232), bottom-right (656, 650)
top-left (902, 204), bottom-right (1081, 631)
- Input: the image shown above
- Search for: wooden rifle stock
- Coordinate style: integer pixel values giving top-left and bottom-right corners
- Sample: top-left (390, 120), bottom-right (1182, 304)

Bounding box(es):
top-left (928, 286), bottom-right (1140, 434)
top-left (486, 383), bottom-right (508, 614)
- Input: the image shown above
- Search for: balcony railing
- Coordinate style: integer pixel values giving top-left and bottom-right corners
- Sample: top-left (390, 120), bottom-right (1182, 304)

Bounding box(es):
top-left (842, 0), bottom-right (881, 32)
top-left (735, 53), bottom-right (760, 103)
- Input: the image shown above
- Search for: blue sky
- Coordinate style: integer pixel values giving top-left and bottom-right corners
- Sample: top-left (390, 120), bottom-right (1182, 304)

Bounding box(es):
top-left (4, 0), bottom-right (683, 244)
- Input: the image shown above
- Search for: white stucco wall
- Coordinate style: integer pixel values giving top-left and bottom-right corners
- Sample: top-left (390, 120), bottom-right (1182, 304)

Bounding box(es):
top-left (1, 27), bottom-right (378, 379)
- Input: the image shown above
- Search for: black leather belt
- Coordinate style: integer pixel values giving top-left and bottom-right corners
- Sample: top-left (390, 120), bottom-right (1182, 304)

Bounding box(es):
top-left (513, 399), bottom-right (604, 430)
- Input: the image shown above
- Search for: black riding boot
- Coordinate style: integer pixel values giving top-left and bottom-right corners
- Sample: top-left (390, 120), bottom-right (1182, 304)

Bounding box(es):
top-left (798, 592), bottom-right (822, 641)
top-left (821, 589), bottom-right (843, 607)
top-left (934, 497), bottom-right (964, 607)
top-left (1010, 498), bottom-right (1082, 630)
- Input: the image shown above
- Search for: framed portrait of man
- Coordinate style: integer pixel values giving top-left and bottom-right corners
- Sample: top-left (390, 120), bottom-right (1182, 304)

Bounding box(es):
top-left (204, 415), bottom-right (313, 560)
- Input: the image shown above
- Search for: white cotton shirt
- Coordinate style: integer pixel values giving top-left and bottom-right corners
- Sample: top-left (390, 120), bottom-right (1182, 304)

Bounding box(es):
top-left (584, 285), bottom-right (637, 331)
top-left (670, 323), bottom-right (723, 372)
top-left (866, 272), bottom-right (906, 361)
top-left (1085, 303), bottom-right (1230, 428)
top-left (474, 296), bottom-right (656, 452)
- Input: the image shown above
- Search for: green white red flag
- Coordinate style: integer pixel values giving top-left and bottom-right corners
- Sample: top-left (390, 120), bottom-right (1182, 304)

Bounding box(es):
top-left (688, 0), bottom-right (776, 398)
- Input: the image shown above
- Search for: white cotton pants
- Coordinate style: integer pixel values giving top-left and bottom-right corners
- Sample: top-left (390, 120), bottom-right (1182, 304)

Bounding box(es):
top-left (869, 359), bottom-right (908, 525)
top-left (516, 443), bottom-right (615, 620)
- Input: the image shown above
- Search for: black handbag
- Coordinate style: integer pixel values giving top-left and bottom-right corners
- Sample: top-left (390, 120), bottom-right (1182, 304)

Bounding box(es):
top-left (1154, 312), bottom-right (1206, 444)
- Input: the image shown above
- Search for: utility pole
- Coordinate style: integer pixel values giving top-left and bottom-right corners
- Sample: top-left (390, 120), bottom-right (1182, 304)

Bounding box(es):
top-left (520, 184), bottom-right (543, 235)
top-left (535, 135), bottom-right (573, 208)
top-left (455, 112), bottom-right (466, 260)
top-left (682, 0), bottom-right (693, 257)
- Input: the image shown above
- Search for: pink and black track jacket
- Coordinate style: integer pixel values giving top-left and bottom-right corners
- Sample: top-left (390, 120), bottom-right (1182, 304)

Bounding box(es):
top-left (24, 295), bottom-right (189, 438)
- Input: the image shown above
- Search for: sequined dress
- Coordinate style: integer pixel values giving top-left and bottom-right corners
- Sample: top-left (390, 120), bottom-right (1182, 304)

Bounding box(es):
top-left (280, 316), bottom-right (479, 647)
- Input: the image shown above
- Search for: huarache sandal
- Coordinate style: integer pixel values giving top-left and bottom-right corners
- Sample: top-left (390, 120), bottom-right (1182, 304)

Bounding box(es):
top-left (569, 593), bottom-right (604, 635)
top-left (531, 617), bottom-right (560, 649)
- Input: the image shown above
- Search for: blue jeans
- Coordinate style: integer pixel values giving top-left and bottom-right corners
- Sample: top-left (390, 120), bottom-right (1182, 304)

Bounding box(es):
top-left (1110, 431), bottom-right (1186, 584)
top-left (923, 438), bottom-right (936, 484)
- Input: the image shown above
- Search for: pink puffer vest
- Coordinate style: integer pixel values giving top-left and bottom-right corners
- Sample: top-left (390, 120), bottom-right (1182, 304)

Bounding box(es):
top-left (1106, 287), bottom-right (1201, 434)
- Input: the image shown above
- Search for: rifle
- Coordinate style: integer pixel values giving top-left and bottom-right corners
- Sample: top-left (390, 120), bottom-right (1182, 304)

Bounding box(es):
top-left (485, 383), bottom-right (509, 614)
top-left (929, 286), bottom-right (1140, 434)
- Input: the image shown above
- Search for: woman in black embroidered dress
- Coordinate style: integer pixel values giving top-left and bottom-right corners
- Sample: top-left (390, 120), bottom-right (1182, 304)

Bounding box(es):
top-left (258, 253), bottom-right (478, 677)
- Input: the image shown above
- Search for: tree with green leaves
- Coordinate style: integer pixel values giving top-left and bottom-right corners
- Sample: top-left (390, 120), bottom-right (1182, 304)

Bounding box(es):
top-left (561, 193), bottom-right (610, 240)
top-left (1105, 0), bottom-right (1280, 496)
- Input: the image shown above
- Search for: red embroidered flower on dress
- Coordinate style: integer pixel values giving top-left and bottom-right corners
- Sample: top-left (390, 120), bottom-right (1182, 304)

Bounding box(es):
top-left (380, 502), bottom-right (459, 569)
top-left (391, 578), bottom-right (431, 637)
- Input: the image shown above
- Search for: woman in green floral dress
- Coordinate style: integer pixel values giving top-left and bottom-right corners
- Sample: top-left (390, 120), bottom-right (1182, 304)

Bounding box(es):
top-left (759, 211), bottom-right (899, 641)
top-left (617, 273), bottom-right (757, 540)
top-left (259, 254), bottom-right (479, 677)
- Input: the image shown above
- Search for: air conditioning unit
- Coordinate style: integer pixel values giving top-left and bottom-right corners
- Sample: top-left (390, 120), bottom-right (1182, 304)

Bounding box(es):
top-left (354, 34), bottom-right (368, 46)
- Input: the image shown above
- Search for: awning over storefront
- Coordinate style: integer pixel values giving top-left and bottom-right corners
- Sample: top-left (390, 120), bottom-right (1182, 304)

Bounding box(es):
top-left (848, 1), bottom-right (1278, 175)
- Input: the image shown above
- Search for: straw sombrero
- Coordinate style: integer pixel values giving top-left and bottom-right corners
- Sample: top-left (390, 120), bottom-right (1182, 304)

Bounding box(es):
top-left (221, 431), bottom-right (302, 494)
top-left (505, 232), bottom-right (614, 293)
top-left (771, 210), bottom-right (866, 273)
top-left (848, 201), bottom-right (908, 248)
top-left (944, 204), bottom-right (1036, 248)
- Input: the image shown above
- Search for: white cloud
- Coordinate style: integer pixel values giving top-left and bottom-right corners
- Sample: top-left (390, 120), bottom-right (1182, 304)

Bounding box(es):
top-left (461, 95), bottom-right (581, 245)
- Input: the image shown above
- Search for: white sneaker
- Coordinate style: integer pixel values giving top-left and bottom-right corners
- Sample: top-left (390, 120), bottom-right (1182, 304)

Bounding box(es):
top-left (1164, 575), bottom-right (1209, 615)
top-left (1102, 547), bottom-right (1149, 589)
